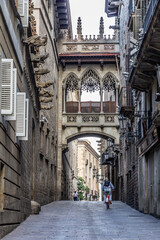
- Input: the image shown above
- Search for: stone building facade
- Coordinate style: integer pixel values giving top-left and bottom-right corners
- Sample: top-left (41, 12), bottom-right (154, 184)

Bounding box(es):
top-left (77, 139), bottom-right (100, 200)
top-left (106, 0), bottom-right (160, 216)
top-left (61, 140), bottom-right (78, 200)
top-left (0, 0), bottom-right (69, 237)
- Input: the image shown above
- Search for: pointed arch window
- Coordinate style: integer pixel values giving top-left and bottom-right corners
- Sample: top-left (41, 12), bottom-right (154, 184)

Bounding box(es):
top-left (103, 73), bottom-right (116, 91)
top-left (66, 74), bottom-right (79, 92)
top-left (81, 69), bottom-right (100, 92)
top-left (64, 74), bottom-right (79, 113)
top-left (102, 73), bottom-right (117, 113)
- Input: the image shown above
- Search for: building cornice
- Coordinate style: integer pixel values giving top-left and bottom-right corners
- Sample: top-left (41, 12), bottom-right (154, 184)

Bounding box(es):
top-left (78, 140), bottom-right (99, 159)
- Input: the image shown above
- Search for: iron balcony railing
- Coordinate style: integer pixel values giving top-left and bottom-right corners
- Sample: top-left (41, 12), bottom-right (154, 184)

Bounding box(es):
top-left (119, 86), bottom-right (133, 110)
top-left (137, 111), bottom-right (153, 140)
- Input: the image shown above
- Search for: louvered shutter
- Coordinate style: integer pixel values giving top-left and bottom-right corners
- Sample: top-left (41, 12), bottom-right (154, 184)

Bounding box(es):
top-left (17, 0), bottom-right (25, 16)
top-left (16, 93), bottom-right (26, 137)
top-left (21, 0), bottom-right (29, 27)
top-left (5, 68), bottom-right (17, 121)
top-left (1, 59), bottom-right (13, 115)
top-left (19, 99), bottom-right (29, 140)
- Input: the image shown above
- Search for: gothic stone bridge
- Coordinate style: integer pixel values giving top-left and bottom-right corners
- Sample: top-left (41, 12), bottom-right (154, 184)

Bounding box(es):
top-left (57, 18), bottom-right (120, 199)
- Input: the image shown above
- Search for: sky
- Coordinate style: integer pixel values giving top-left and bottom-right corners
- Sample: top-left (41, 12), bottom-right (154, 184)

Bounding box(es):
top-left (69, 0), bottom-right (114, 153)
top-left (69, 0), bottom-right (115, 37)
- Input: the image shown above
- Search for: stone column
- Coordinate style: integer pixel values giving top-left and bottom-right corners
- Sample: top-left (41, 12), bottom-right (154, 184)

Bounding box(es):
top-left (63, 85), bottom-right (66, 114)
top-left (116, 84), bottom-right (119, 113)
top-left (100, 88), bottom-right (103, 113)
top-left (56, 67), bottom-right (63, 200)
top-left (78, 87), bottom-right (81, 113)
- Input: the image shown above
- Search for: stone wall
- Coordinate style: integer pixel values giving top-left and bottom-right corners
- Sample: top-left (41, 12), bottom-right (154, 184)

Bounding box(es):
top-left (0, 0), bottom-right (59, 238)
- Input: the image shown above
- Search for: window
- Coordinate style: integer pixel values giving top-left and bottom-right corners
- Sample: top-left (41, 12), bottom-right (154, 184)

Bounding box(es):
top-left (17, 0), bottom-right (29, 27)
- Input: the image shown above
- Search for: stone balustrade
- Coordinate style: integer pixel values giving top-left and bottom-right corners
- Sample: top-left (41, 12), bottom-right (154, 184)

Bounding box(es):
top-left (62, 113), bottom-right (119, 127)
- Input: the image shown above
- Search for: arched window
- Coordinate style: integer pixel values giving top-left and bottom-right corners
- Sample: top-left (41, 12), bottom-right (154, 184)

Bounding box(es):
top-left (103, 73), bottom-right (117, 113)
top-left (64, 73), bottom-right (79, 113)
top-left (81, 69), bottom-right (100, 92)
top-left (65, 73), bottom-right (79, 92)
top-left (103, 73), bottom-right (116, 92)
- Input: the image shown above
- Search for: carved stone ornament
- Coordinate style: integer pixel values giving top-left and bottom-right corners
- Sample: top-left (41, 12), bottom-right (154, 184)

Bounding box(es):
top-left (24, 35), bottom-right (48, 47)
top-left (31, 53), bottom-right (49, 63)
top-left (103, 73), bottom-right (116, 91)
top-left (39, 97), bottom-right (53, 103)
top-left (82, 45), bottom-right (99, 51)
top-left (34, 68), bottom-right (50, 75)
top-left (82, 116), bottom-right (99, 122)
top-left (41, 104), bottom-right (54, 110)
top-left (66, 74), bottom-right (79, 91)
top-left (67, 116), bottom-right (77, 122)
top-left (66, 45), bottom-right (77, 51)
top-left (104, 45), bottom-right (115, 50)
top-left (81, 69), bottom-right (100, 92)
top-left (39, 89), bottom-right (54, 97)
top-left (36, 81), bottom-right (54, 88)
top-left (105, 116), bottom-right (114, 122)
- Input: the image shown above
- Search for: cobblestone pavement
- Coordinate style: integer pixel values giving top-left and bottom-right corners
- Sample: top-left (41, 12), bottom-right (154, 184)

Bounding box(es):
top-left (2, 201), bottom-right (160, 240)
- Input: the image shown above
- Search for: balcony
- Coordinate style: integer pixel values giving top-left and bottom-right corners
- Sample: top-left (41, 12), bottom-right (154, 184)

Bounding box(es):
top-left (81, 102), bottom-right (100, 114)
top-left (65, 101), bottom-right (116, 114)
top-left (129, 0), bottom-right (160, 91)
top-left (119, 87), bottom-right (134, 118)
top-left (66, 101), bottom-right (78, 113)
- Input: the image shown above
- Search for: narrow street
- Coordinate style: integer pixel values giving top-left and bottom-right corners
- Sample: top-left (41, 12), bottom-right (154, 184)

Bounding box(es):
top-left (2, 201), bottom-right (160, 240)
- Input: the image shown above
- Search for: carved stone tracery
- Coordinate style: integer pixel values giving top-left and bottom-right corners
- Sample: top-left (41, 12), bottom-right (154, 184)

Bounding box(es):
top-left (67, 116), bottom-right (77, 122)
top-left (103, 73), bottom-right (116, 91)
top-left (105, 116), bottom-right (115, 122)
top-left (66, 74), bottom-right (79, 91)
top-left (81, 70), bottom-right (100, 92)
top-left (82, 116), bottom-right (99, 122)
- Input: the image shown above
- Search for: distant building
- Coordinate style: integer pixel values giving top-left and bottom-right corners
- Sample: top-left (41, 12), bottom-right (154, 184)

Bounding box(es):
top-left (77, 139), bottom-right (100, 200)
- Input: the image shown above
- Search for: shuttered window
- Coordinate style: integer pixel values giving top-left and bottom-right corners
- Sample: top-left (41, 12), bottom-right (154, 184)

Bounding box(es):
top-left (19, 99), bottom-right (29, 140)
top-left (1, 59), bottom-right (13, 115)
top-left (21, 0), bottom-right (29, 27)
top-left (5, 68), bottom-right (17, 121)
top-left (16, 93), bottom-right (26, 137)
top-left (17, 0), bottom-right (25, 16)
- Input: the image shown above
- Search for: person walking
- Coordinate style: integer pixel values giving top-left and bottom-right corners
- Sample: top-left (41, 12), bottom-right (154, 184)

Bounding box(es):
top-left (73, 191), bottom-right (78, 201)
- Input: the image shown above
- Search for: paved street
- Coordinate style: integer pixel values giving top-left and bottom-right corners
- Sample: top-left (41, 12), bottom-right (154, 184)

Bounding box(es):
top-left (2, 201), bottom-right (160, 240)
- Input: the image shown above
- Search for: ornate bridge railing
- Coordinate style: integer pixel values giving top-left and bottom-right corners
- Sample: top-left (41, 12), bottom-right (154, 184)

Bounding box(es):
top-left (81, 102), bottom-right (101, 113)
top-left (103, 101), bottom-right (116, 113)
top-left (65, 101), bottom-right (116, 114)
top-left (66, 101), bottom-right (78, 113)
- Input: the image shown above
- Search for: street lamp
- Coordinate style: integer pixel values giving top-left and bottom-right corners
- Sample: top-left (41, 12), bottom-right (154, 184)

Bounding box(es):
top-left (119, 116), bottom-right (127, 132)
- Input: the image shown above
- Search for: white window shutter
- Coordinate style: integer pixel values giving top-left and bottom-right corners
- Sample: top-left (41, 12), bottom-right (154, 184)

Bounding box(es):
top-left (1, 59), bottom-right (13, 115)
top-left (16, 93), bottom-right (26, 137)
top-left (17, 0), bottom-right (25, 16)
top-left (5, 68), bottom-right (17, 121)
top-left (19, 99), bottom-right (29, 141)
top-left (21, 0), bottom-right (29, 27)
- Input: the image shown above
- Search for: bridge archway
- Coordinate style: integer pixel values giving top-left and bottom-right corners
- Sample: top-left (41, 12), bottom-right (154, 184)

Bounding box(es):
top-left (62, 125), bottom-right (119, 147)
top-left (67, 132), bottom-right (115, 144)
